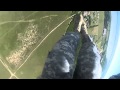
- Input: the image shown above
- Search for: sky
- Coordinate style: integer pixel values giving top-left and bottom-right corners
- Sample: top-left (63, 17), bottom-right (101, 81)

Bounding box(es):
top-left (101, 11), bottom-right (120, 79)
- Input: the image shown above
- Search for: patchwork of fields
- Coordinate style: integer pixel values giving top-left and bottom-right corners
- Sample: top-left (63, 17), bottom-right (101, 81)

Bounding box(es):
top-left (0, 11), bottom-right (110, 79)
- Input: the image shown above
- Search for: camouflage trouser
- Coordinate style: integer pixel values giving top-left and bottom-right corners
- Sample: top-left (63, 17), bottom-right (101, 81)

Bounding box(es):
top-left (40, 31), bottom-right (80, 79)
top-left (40, 30), bottom-right (103, 79)
top-left (40, 30), bottom-right (120, 79)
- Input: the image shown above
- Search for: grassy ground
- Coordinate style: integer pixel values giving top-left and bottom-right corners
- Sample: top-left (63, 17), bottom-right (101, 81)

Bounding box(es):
top-left (0, 61), bottom-right (11, 79)
top-left (16, 17), bottom-right (71, 79)
top-left (0, 11), bottom-right (73, 78)
top-left (0, 11), bottom-right (109, 79)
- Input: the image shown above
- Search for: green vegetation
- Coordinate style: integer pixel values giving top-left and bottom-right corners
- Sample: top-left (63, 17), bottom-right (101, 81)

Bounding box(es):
top-left (0, 61), bottom-right (11, 79)
top-left (16, 18), bottom-right (71, 79)
top-left (0, 11), bottom-right (111, 79)
top-left (0, 11), bottom-right (73, 78)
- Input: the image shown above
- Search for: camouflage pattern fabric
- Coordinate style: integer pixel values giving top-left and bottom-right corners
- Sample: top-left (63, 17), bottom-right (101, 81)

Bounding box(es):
top-left (40, 29), bottom-right (102, 79)
top-left (73, 28), bottom-right (102, 79)
top-left (40, 31), bottom-right (80, 79)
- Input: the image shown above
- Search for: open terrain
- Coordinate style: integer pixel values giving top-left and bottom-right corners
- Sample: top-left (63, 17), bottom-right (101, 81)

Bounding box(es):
top-left (0, 11), bottom-right (111, 79)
